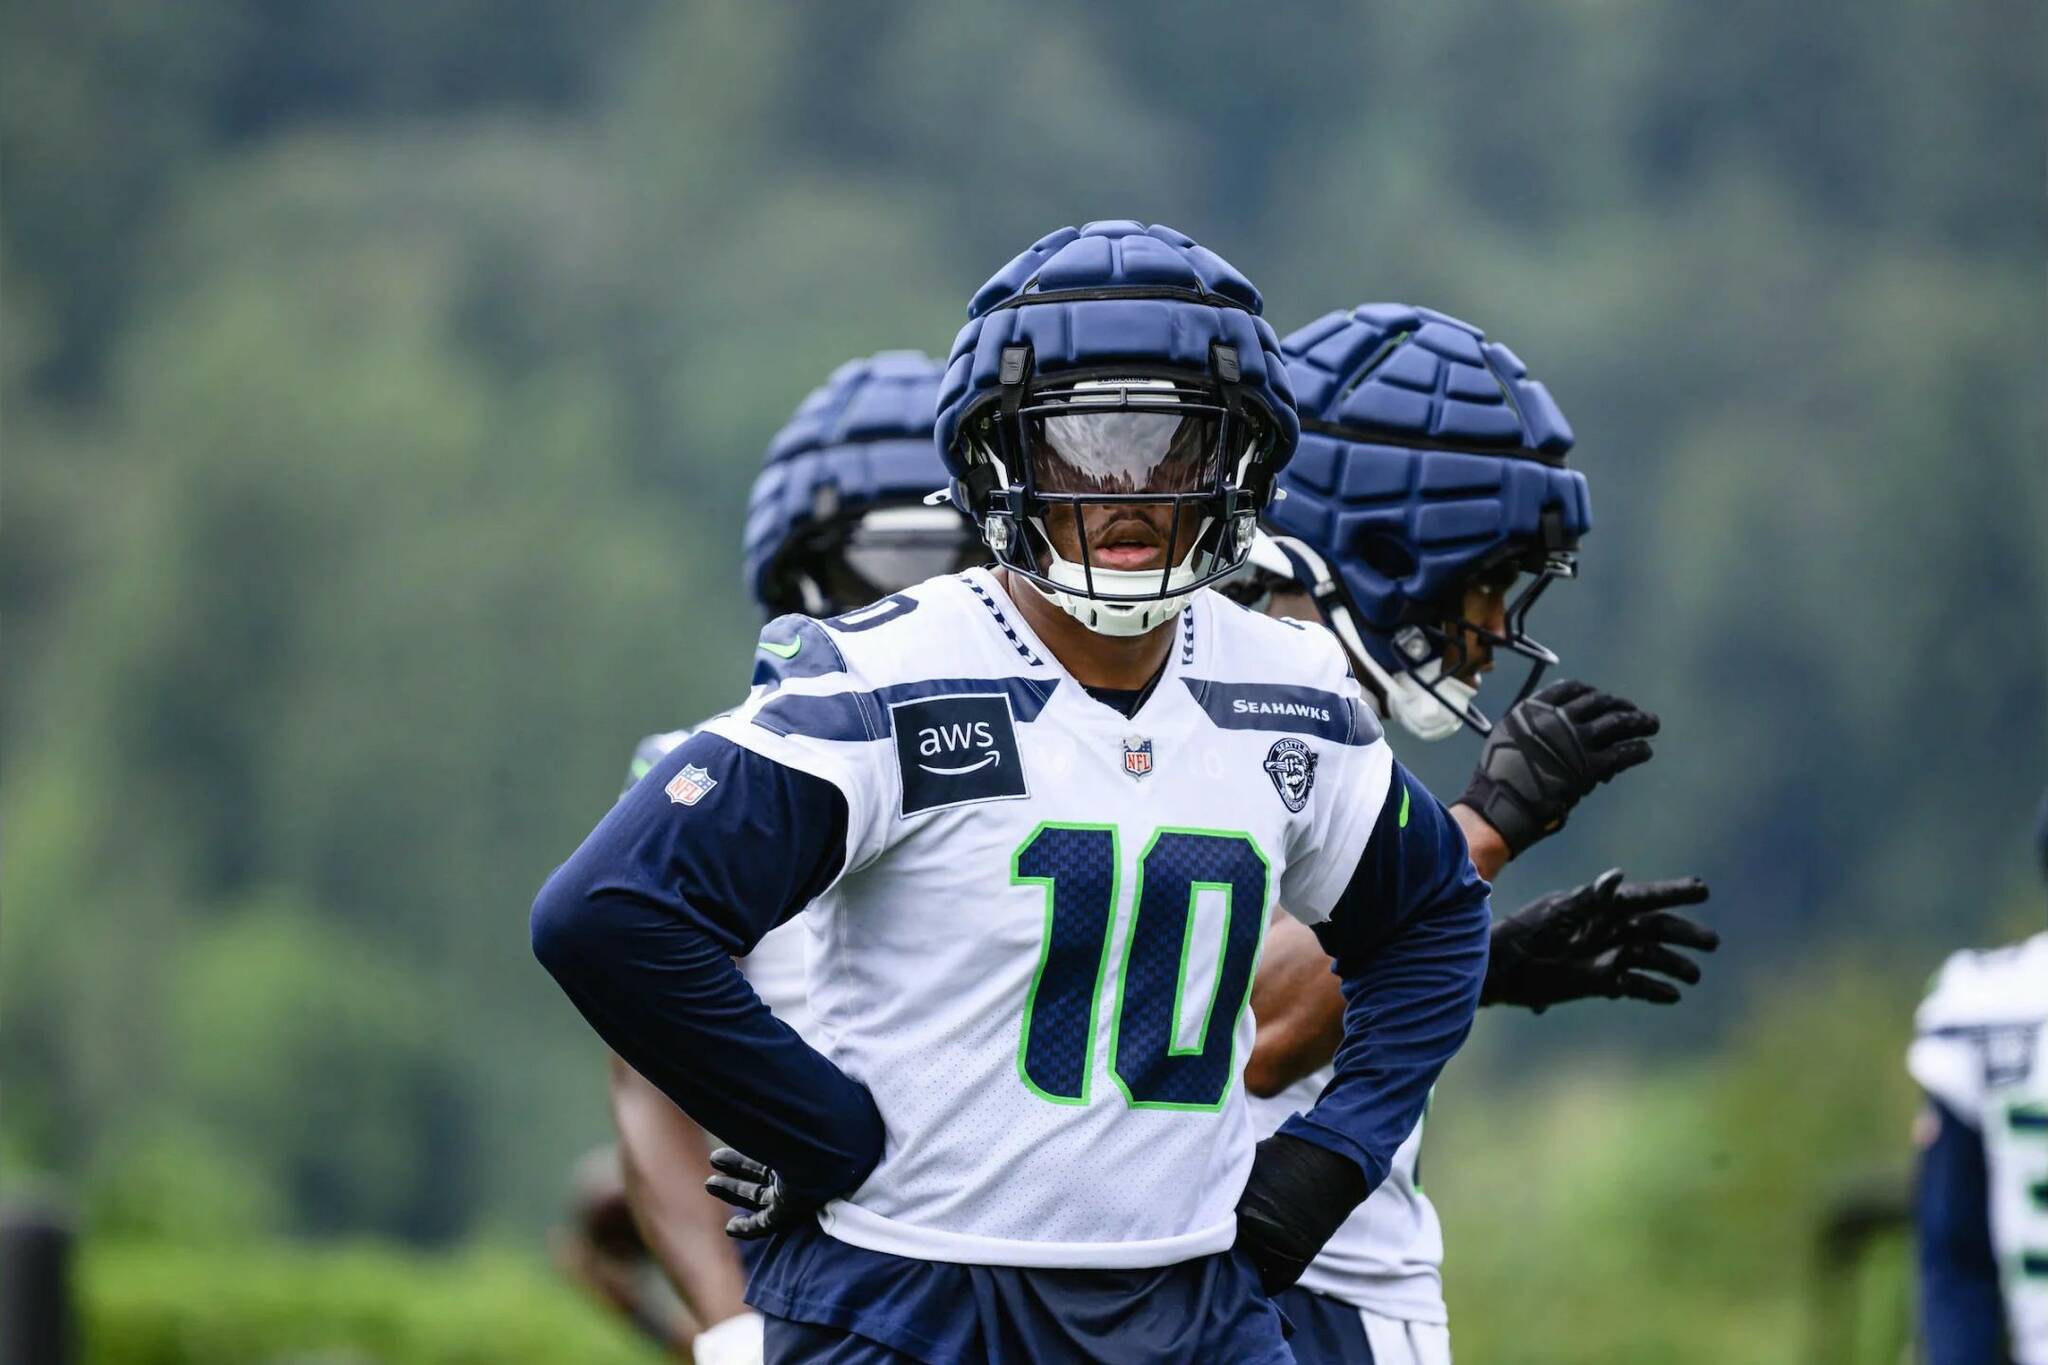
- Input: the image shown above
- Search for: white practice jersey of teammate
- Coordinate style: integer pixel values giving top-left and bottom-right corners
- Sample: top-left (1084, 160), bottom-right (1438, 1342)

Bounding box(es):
top-left (627, 729), bottom-right (815, 1042)
top-left (699, 567), bottom-right (1396, 1269)
top-left (1247, 1070), bottom-right (1445, 1321)
top-left (1908, 931), bottom-right (2048, 1363)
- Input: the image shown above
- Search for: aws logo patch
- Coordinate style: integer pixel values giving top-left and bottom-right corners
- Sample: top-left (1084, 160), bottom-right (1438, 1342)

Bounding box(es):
top-left (890, 693), bottom-right (1029, 817)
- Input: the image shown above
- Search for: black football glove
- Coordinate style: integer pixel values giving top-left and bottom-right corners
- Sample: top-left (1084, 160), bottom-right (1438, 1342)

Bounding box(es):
top-left (1233, 1133), bottom-right (1371, 1295)
top-left (1481, 868), bottom-right (1718, 1013)
top-left (705, 1148), bottom-right (818, 1240)
top-left (1457, 679), bottom-right (1660, 856)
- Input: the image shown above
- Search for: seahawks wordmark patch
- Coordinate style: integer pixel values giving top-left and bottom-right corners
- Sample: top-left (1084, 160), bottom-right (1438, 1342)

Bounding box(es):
top-left (890, 693), bottom-right (1029, 817)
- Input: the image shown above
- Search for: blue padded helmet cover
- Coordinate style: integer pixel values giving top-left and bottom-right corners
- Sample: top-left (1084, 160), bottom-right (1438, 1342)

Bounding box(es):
top-left (934, 222), bottom-right (1299, 478)
top-left (744, 350), bottom-right (949, 609)
top-left (1268, 304), bottom-right (1592, 649)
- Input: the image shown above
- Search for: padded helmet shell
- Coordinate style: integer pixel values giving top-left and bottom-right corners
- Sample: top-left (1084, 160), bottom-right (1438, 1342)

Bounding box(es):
top-left (744, 350), bottom-right (952, 613)
top-left (934, 222), bottom-right (1299, 485)
top-left (1269, 303), bottom-right (1591, 656)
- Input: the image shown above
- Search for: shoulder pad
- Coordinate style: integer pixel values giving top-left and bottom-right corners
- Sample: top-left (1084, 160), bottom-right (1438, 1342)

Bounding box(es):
top-left (753, 579), bottom-right (964, 695)
top-left (623, 727), bottom-right (692, 792)
top-left (1216, 592), bottom-right (1357, 684)
top-left (753, 614), bottom-right (851, 690)
top-left (1917, 932), bottom-right (2048, 1032)
top-left (1182, 595), bottom-right (1381, 746)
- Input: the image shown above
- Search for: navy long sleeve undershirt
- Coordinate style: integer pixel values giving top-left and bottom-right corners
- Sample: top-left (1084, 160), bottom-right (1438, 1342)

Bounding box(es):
top-left (1281, 761), bottom-right (1491, 1194)
top-left (531, 732), bottom-right (884, 1203)
top-left (1916, 1096), bottom-right (2007, 1365)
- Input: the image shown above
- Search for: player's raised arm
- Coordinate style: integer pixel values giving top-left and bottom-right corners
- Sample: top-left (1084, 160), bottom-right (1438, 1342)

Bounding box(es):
top-left (532, 731), bottom-right (885, 1205)
top-left (1235, 754), bottom-right (1491, 1293)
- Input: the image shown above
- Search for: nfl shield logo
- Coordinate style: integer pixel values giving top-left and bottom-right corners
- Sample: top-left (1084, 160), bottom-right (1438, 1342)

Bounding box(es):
top-left (1122, 736), bottom-right (1154, 781)
top-left (664, 762), bottom-right (718, 806)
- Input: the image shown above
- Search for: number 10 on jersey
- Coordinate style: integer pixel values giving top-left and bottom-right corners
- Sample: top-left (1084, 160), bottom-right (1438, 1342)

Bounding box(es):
top-left (1012, 823), bottom-right (1271, 1112)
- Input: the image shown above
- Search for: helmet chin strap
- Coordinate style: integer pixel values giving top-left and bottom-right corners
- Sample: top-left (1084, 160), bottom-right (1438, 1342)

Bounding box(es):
top-left (1356, 647), bottom-right (1476, 743)
top-left (1315, 588), bottom-right (1471, 742)
top-left (1251, 531), bottom-right (1478, 743)
top-left (1018, 573), bottom-right (1184, 637)
top-left (1028, 519), bottom-right (1212, 638)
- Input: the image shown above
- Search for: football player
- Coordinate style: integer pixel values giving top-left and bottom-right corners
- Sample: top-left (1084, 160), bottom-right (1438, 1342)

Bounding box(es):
top-left (605, 351), bottom-right (982, 1365)
top-left (1908, 793), bottom-right (2048, 1365)
top-left (534, 221), bottom-right (1491, 1362)
top-left (1230, 303), bottom-right (1721, 1363)
top-left (554, 1143), bottom-right (695, 1353)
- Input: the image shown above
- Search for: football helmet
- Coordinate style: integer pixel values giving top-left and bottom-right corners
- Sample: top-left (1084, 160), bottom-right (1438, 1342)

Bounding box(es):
top-left (747, 351), bottom-right (982, 617)
top-left (1261, 304), bottom-right (1591, 738)
top-left (935, 222), bottom-right (1299, 637)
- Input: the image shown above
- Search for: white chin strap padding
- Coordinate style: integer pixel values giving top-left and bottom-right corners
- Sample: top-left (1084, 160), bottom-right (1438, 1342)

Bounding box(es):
top-left (1370, 652), bottom-right (1475, 742)
top-left (1028, 548), bottom-right (1204, 638)
top-left (1327, 603), bottom-right (1473, 743)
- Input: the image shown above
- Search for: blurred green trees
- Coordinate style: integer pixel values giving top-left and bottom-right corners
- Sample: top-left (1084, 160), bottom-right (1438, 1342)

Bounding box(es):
top-left (2, 0), bottom-right (2042, 1341)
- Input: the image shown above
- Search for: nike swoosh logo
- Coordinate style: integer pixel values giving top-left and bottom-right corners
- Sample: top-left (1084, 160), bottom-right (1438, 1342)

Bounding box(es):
top-left (758, 638), bottom-right (802, 660)
top-left (916, 752), bottom-right (999, 776)
top-left (1397, 782), bottom-right (1411, 829)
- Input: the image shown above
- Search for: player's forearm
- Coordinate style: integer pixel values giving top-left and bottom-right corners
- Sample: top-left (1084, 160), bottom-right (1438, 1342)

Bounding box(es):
top-left (1286, 764), bottom-right (1490, 1189)
top-left (1245, 913), bottom-right (1345, 1097)
top-left (608, 1055), bottom-right (752, 1330)
top-left (1285, 879), bottom-right (1489, 1189)
top-left (536, 883), bottom-right (883, 1202)
top-left (1449, 802), bottom-right (1509, 881)
top-left (536, 733), bottom-right (885, 1202)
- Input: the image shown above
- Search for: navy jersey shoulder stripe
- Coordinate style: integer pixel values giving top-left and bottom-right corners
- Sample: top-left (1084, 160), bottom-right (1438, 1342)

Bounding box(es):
top-left (754, 676), bottom-right (1062, 742)
top-left (1180, 678), bottom-right (1381, 745)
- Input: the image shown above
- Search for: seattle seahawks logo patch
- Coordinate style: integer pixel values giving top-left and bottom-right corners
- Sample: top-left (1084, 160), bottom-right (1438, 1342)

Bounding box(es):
top-left (1983, 1025), bottom-right (2039, 1089)
top-left (1262, 737), bottom-right (1317, 813)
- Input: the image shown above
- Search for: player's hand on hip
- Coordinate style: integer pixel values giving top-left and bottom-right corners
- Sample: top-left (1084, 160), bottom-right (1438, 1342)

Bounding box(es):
top-left (705, 1148), bottom-right (817, 1240)
top-left (1480, 868), bottom-right (1718, 1013)
top-left (1233, 1133), bottom-right (1370, 1295)
top-left (1457, 680), bottom-right (1660, 857)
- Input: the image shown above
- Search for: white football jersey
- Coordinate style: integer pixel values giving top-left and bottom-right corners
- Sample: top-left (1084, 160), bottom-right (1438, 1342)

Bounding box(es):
top-left (1908, 931), bottom-right (2048, 1363)
top-left (1247, 1071), bottom-right (1445, 1321)
top-left (628, 728), bottom-right (815, 1042)
top-left (699, 567), bottom-right (1395, 1269)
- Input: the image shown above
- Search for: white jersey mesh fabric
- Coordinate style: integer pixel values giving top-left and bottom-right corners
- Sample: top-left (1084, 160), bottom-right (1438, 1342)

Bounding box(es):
top-left (699, 568), bottom-right (1393, 1267)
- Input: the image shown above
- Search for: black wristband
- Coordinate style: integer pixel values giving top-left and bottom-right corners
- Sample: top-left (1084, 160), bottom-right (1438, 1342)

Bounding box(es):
top-left (1234, 1133), bottom-right (1372, 1293)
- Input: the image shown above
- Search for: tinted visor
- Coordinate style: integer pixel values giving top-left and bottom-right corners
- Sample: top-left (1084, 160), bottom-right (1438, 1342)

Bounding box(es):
top-left (826, 505), bottom-right (984, 600)
top-left (1028, 408), bottom-right (1222, 497)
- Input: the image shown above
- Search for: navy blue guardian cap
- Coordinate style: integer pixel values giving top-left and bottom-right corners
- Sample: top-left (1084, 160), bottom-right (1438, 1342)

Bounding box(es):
top-left (1261, 304), bottom-right (1591, 739)
top-left (936, 222), bottom-right (1298, 637)
top-left (747, 351), bottom-right (981, 618)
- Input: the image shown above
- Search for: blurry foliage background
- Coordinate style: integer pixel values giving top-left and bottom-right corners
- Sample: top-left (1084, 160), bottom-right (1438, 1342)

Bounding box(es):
top-left (3, 0), bottom-right (2043, 1359)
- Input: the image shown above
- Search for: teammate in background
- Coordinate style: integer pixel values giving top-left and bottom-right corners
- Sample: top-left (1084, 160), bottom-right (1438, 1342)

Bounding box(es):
top-left (535, 221), bottom-right (1491, 1362)
top-left (1908, 794), bottom-right (2048, 1365)
top-left (1230, 303), bottom-right (1721, 1363)
top-left (554, 1144), bottom-right (695, 1354)
top-left (603, 351), bottom-right (982, 1365)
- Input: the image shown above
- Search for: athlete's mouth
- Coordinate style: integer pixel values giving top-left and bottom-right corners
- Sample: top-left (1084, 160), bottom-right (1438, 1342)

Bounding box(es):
top-left (1451, 642), bottom-right (1495, 687)
top-left (1089, 518), bottom-right (1167, 572)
